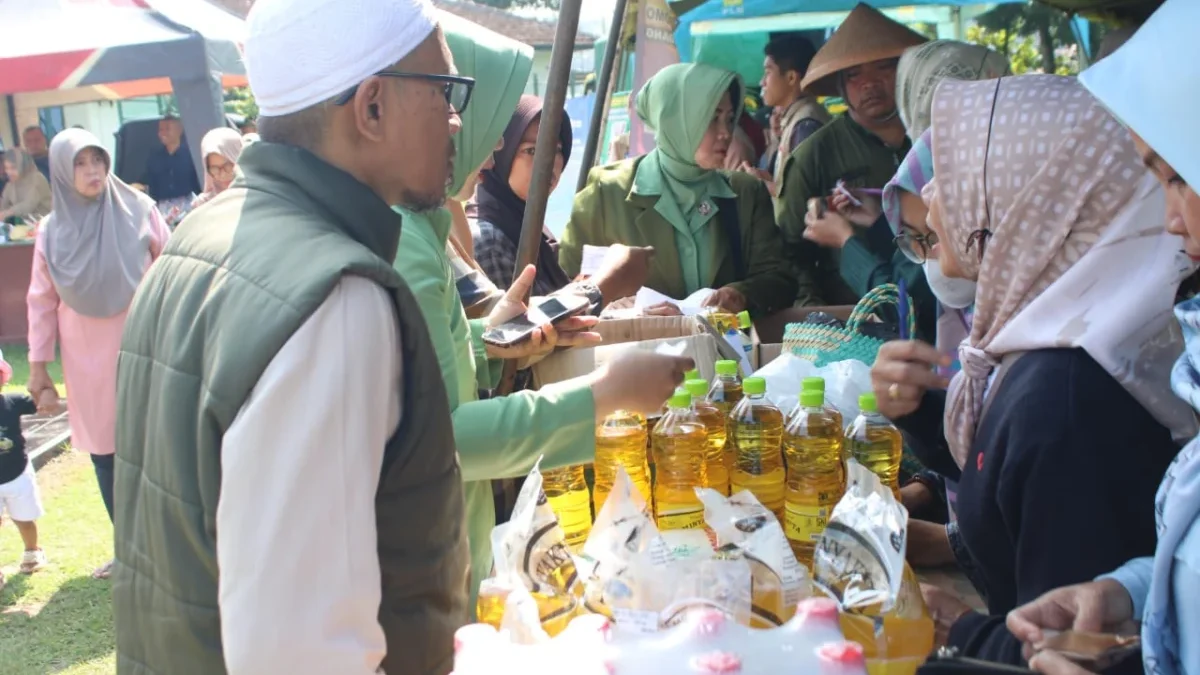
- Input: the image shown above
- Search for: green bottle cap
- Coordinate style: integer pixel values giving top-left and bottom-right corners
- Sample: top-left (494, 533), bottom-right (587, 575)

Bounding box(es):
top-left (684, 368), bottom-right (701, 382)
top-left (737, 310), bottom-right (751, 329)
top-left (801, 390), bottom-right (824, 408)
top-left (743, 376), bottom-right (766, 395)
top-left (684, 379), bottom-right (709, 398)
top-left (669, 391), bottom-right (692, 408)
top-left (801, 377), bottom-right (826, 393)
top-left (859, 393), bottom-right (878, 413)
top-left (715, 360), bottom-right (738, 376)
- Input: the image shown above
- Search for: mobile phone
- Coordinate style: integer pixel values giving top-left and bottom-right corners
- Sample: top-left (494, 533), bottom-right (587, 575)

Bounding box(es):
top-left (917, 647), bottom-right (1034, 675)
top-left (481, 294), bottom-right (590, 348)
top-left (1034, 630), bottom-right (1141, 671)
top-left (808, 197), bottom-right (827, 219)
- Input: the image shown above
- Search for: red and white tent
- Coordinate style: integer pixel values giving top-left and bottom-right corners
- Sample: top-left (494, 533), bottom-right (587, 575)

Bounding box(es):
top-left (1, 0), bottom-right (247, 181)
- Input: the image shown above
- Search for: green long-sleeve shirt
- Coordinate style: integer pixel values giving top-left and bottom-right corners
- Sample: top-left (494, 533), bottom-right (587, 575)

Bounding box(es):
top-left (839, 216), bottom-right (937, 342)
top-left (394, 206), bottom-right (597, 609)
top-left (777, 114), bottom-right (911, 306)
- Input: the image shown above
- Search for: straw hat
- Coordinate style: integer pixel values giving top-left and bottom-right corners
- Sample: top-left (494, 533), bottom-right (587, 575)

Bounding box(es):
top-left (801, 3), bottom-right (928, 97)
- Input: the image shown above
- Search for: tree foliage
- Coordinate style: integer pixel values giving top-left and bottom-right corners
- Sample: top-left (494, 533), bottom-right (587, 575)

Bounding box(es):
top-left (224, 87), bottom-right (259, 121)
top-left (972, 2), bottom-right (1080, 75)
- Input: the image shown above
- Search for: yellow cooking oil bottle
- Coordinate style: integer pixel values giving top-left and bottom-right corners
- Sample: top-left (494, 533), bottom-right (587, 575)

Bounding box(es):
top-left (783, 387), bottom-right (845, 568)
top-left (845, 393), bottom-right (904, 501)
top-left (541, 465), bottom-right (592, 551)
top-left (801, 376), bottom-right (843, 430)
top-left (684, 378), bottom-right (730, 495)
top-left (708, 360), bottom-right (743, 474)
top-left (593, 410), bottom-right (652, 514)
top-left (651, 391), bottom-right (709, 530)
top-left (728, 376), bottom-right (786, 521)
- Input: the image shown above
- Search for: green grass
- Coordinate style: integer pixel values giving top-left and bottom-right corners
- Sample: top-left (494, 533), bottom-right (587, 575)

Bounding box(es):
top-left (0, 450), bottom-right (115, 674)
top-left (1, 344), bottom-right (65, 396)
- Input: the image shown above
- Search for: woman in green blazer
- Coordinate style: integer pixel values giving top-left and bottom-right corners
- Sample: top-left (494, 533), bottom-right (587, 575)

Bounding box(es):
top-left (560, 63), bottom-right (798, 316)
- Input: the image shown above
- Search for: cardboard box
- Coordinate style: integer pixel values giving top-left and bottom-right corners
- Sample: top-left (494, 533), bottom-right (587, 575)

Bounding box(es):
top-left (749, 306), bottom-right (855, 369)
top-left (532, 315), bottom-right (743, 387)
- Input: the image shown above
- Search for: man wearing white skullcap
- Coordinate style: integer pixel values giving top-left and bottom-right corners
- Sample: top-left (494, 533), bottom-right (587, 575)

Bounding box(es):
top-left (111, 0), bottom-right (472, 673)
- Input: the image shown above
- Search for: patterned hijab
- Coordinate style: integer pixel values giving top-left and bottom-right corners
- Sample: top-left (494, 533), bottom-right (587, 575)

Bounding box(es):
top-left (931, 75), bottom-right (1198, 468)
top-left (896, 40), bottom-right (1009, 143)
top-left (43, 129), bottom-right (155, 318)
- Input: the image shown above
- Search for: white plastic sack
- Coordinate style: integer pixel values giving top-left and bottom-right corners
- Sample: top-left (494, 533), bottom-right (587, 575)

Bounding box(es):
top-left (754, 353), bottom-right (873, 419)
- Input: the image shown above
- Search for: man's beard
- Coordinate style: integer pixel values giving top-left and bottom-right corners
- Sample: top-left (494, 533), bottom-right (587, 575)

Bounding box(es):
top-left (399, 143), bottom-right (456, 213)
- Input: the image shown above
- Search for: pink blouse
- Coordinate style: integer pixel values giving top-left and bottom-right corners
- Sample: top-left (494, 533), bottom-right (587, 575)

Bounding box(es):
top-left (26, 208), bottom-right (171, 455)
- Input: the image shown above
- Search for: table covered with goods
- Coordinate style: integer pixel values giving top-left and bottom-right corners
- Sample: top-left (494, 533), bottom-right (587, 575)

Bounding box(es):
top-left (456, 296), bottom-right (957, 675)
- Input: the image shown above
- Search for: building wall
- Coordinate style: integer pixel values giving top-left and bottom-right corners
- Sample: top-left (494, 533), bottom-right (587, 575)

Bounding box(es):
top-left (526, 47), bottom-right (596, 98)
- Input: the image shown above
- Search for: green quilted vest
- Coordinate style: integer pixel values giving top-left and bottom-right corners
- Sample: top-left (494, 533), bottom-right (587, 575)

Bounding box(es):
top-left (111, 142), bottom-right (470, 675)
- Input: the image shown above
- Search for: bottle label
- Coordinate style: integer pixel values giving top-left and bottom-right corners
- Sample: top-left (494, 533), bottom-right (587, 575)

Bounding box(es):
top-left (656, 505), bottom-right (705, 531)
top-left (784, 503), bottom-right (829, 543)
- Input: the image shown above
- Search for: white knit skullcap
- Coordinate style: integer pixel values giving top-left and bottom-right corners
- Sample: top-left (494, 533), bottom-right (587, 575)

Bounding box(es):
top-left (245, 0), bottom-right (439, 117)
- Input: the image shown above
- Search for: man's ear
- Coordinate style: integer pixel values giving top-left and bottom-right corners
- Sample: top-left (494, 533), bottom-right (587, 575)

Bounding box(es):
top-left (352, 76), bottom-right (387, 142)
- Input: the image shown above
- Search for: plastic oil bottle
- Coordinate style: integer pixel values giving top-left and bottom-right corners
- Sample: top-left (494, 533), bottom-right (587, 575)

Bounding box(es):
top-left (708, 360), bottom-right (743, 475)
top-left (594, 410), bottom-right (652, 515)
top-left (728, 376), bottom-right (786, 521)
top-left (783, 388), bottom-right (846, 568)
top-left (541, 465), bottom-right (592, 551)
top-left (651, 391), bottom-right (709, 530)
top-left (800, 376), bottom-right (843, 430)
top-left (684, 378), bottom-right (730, 495)
top-left (844, 394), bottom-right (904, 501)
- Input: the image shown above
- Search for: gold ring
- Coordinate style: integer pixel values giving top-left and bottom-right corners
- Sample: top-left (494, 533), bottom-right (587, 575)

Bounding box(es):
top-left (888, 382), bottom-right (902, 400)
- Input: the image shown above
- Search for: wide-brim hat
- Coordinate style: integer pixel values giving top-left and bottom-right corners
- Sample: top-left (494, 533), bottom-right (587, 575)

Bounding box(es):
top-left (802, 3), bottom-right (928, 97)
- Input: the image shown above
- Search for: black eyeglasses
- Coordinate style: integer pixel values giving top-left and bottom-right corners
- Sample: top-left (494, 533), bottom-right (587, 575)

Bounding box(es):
top-left (333, 71), bottom-right (475, 114)
top-left (895, 225), bottom-right (939, 264)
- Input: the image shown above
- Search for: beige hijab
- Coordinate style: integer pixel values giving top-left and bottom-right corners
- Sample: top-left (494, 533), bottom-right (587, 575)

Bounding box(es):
top-left (931, 75), bottom-right (1198, 467)
top-left (1, 147), bottom-right (53, 220)
top-left (193, 128), bottom-right (245, 207)
top-left (896, 40), bottom-right (1009, 142)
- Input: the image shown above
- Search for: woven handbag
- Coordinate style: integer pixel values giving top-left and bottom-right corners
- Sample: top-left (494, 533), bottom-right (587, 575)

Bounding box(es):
top-left (782, 284), bottom-right (917, 367)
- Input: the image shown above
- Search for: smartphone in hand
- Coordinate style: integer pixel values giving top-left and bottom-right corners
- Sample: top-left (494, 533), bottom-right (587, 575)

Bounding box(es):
top-left (481, 294), bottom-right (590, 347)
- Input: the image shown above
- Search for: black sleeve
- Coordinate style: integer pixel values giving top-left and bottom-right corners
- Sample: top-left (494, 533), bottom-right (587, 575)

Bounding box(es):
top-left (9, 394), bottom-right (36, 417)
top-left (893, 389), bottom-right (960, 481)
top-left (947, 353), bottom-right (1172, 664)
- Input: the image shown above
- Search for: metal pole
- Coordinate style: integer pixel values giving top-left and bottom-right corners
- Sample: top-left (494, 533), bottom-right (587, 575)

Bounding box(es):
top-left (495, 0), bottom-right (585, 396)
top-left (577, 0), bottom-right (630, 193)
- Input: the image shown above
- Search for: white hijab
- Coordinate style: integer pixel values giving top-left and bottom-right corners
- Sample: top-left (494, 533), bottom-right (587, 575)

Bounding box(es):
top-left (42, 129), bottom-right (155, 318)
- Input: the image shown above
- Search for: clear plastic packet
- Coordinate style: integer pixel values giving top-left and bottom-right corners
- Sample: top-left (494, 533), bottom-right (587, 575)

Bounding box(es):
top-left (656, 557), bottom-right (753, 630)
top-left (499, 585), bottom-right (552, 646)
top-left (813, 460), bottom-right (907, 611)
top-left (814, 460), bottom-right (934, 675)
top-left (698, 487), bottom-right (811, 628)
top-left (477, 460), bottom-right (580, 636)
top-left (502, 459), bottom-right (581, 599)
top-left (577, 466), bottom-right (674, 619)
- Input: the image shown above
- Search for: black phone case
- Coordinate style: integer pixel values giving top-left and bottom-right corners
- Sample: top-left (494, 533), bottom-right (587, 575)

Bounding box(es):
top-left (917, 648), bottom-right (1035, 675)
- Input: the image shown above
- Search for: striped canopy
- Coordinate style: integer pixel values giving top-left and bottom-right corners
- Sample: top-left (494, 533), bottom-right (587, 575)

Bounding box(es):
top-left (0, 0), bottom-right (245, 95)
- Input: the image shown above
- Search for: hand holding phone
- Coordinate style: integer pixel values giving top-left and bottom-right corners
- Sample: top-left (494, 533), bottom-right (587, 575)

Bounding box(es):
top-left (481, 294), bottom-right (591, 348)
top-left (1032, 631), bottom-right (1140, 671)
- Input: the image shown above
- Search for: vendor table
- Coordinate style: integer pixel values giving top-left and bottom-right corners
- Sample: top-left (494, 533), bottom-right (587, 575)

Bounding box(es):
top-left (0, 241), bottom-right (33, 344)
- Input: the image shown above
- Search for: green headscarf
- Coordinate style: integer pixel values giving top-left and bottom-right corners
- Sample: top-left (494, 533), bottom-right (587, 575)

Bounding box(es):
top-left (392, 15), bottom-right (536, 610)
top-left (634, 62), bottom-right (743, 218)
top-left (443, 13), bottom-right (535, 195)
